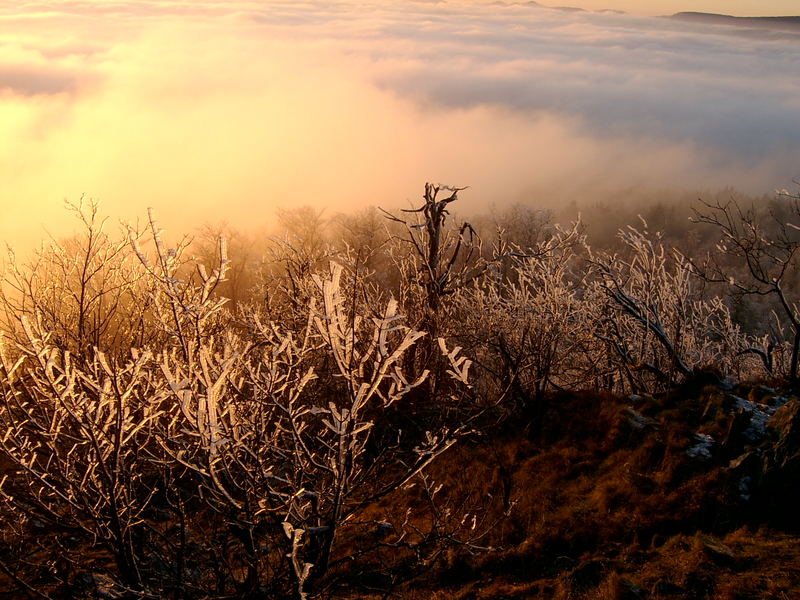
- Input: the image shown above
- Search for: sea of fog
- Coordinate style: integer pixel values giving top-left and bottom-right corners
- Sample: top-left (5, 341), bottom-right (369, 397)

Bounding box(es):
top-left (1, 1), bottom-right (799, 249)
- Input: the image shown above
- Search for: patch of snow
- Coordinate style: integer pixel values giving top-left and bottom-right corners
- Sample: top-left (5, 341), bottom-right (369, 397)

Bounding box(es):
top-left (728, 395), bottom-right (776, 442)
top-left (687, 433), bottom-right (715, 459)
top-left (376, 520), bottom-right (394, 533)
top-left (772, 395), bottom-right (789, 410)
top-left (738, 475), bottom-right (753, 502)
top-left (624, 407), bottom-right (652, 429)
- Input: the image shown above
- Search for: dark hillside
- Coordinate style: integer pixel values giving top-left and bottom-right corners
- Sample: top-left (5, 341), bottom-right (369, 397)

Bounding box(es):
top-left (671, 12), bottom-right (800, 32)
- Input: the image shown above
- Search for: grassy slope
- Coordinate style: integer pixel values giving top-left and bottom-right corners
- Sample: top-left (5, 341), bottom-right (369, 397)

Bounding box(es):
top-left (388, 381), bottom-right (800, 600)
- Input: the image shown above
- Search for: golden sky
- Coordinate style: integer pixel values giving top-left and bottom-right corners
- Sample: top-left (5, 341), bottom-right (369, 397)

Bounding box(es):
top-left (1, 1), bottom-right (799, 252)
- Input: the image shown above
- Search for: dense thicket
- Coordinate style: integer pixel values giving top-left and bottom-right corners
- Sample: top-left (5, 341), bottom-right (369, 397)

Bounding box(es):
top-left (0, 184), bottom-right (798, 599)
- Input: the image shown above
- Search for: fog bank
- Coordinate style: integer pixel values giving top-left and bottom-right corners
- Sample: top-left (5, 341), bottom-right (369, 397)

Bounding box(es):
top-left (1, 1), bottom-right (798, 250)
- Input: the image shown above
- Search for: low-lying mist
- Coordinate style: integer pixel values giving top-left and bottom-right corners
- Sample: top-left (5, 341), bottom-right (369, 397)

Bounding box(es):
top-left (1, 1), bottom-right (799, 252)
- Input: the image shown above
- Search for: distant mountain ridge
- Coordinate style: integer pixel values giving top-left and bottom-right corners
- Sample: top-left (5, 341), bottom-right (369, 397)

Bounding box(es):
top-left (671, 11), bottom-right (800, 32)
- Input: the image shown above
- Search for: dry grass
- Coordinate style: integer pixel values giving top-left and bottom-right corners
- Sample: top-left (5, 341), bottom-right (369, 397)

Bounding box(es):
top-left (384, 383), bottom-right (800, 600)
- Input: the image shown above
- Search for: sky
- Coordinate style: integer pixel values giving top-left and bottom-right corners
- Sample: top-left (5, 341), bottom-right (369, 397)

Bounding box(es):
top-left (1, 0), bottom-right (800, 251)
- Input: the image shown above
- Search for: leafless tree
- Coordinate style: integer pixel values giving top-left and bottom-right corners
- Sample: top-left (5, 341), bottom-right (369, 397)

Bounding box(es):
top-left (382, 184), bottom-right (486, 342)
top-left (128, 207), bottom-right (230, 362)
top-left (151, 260), bottom-right (468, 599)
top-left (588, 223), bottom-right (747, 392)
top-left (257, 206), bottom-right (334, 320)
top-left (455, 221), bottom-right (597, 423)
top-left (192, 223), bottom-right (266, 309)
top-left (0, 198), bottom-right (150, 359)
top-left (0, 317), bottom-right (164, 593)
top-left (690, 194), bottom-right (800, 381)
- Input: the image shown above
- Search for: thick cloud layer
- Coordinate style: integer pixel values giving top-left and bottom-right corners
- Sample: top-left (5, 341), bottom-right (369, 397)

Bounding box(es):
top-left (1, 0), bottom-right (799, 249)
